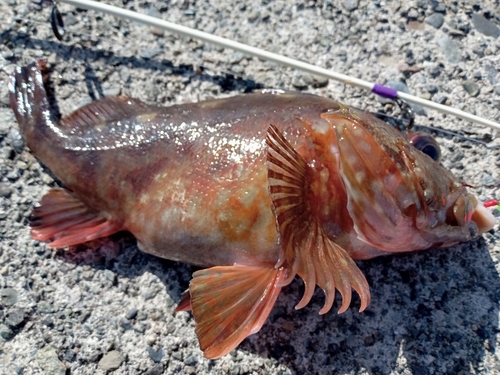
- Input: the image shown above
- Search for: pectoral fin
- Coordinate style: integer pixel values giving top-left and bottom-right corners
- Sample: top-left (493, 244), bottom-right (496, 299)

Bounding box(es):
top-left (187, 265), bottom-right (285, 359)
top-left (266, 124), bottom-right (370, 314)
top-left (30, 188), bottom-right (121, 247)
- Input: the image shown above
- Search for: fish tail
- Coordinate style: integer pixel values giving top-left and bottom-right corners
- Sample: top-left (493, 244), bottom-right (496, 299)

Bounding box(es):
top-left (9, 60), bottom-right (59, 152)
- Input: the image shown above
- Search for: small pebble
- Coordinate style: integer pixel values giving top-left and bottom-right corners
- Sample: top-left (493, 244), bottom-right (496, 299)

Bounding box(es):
top-left (145, 82), bottom-right (160, 100)
top-left (126, 308), bottom-right (139, 320)
top-left (37, 301), bottom-right (55, 314)
top-left (472, 45), bottom-right (485, 57)
top-left (438, 35), bottom-right (462, 64)
top-left (139, 48), bottom-right (162, 59)
top-left (341, 0), bottom-right (358, 12)
top-left (98, 350), bottom-right (125, 371)
top-left (429, 0), bottom-right (446, 12)
top-left (119, 318), bottom-right (132, 330)
top-left (146, 6), bottom-right (162, 18)
top-left (427, 85), bottom-right (438, 94)
top-left (142, 287), bottom-right (158, 300)
top-left (0, 288), bottom-right (18, 306)
top-left (420, 92), bottom-right (432, 100)
top-left (481, 175), bottom-right (499, 187)
top-left (0, 182), bottom-right (12, 198)
top-left (471, 13), bottom-right (500, 38)
top-left (485, 65), bottom-right (498, 85)
top-left (41, 316), bottom-right (54, 328)
top-left (36, 346), bottom-right (66, 375)
top-left (64, 14), bottom-right (79, 26)
top-left (184, 353), bottom-right (199, 366)
top-left (5, 308), bottom-right (25, 327)
top-left (103, 87), bottom-right (121, 97)
top-left (47, 53), bottom-right (58, 65)
top-left (9, 128), bottom-right (24, 154)
top-left (462, 81), bottom-right (480, 97)
top-left (144, 364), bottom-right (164, 375)
top-left (291, 71), bottom-right (308, 89)
top-left (428, 65), bottom-right (442, 78)
top-left (147, 346), bottom-right (164, 363)
top-left (120, 67), bottom-right (131, 82)
top-left (2, 49), bottom-right (15, 61)
top-left (229, 52), bottom-right (245, 64)
top-left (437, 95), bottom-right (449, 104)
top-left (406, 8), bottom-right (419, 20)
top-left (424, 13), bottom-right (444, 29)
top-left (171, 350), bottom-right (183, 361)
top-left (0, 324), bottom-right (14, 340)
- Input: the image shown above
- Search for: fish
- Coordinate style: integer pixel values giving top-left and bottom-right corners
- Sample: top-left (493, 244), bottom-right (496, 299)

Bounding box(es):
top-left (9, 61), bottom-right (496, 359)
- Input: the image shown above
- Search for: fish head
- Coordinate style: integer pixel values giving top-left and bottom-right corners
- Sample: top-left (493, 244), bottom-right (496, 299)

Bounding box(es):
top-left (396, 142), bottom-right (496, 245)
top-left (319, 106), bottom-right (496, 252)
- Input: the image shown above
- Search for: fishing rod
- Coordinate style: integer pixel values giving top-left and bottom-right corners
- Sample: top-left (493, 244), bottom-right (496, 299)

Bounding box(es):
top-left (46, 0), bottom-right (500, 132)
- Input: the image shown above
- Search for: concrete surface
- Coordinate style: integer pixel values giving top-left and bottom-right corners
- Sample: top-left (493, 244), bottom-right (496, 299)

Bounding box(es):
top-left (1, 0), bottom-right (500, 374)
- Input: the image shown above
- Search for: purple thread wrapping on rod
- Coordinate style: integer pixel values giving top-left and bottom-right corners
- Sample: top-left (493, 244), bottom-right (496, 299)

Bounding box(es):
top-left (372, 84), bottom-right (398, 100)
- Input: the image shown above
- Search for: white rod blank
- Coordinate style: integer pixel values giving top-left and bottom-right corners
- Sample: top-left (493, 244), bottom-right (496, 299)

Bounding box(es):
top-left (58, 0), bottom-right (500, 131)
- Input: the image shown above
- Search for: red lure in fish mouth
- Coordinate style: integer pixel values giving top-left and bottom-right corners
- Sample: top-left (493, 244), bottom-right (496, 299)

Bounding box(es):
top-left (9, 60), bottom-right (496, 359)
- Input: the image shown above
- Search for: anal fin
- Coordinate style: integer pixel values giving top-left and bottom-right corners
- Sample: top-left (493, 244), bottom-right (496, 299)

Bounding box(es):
top-left (30, 188), bottom-right (121, 247)
top-left (188, 265), bottom-right (285, 359)
top-left (174, 290), bottom-right (192, 312)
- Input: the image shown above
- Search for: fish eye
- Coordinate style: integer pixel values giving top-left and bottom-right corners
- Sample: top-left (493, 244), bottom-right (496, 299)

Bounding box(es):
top-left (407, 132), bottom-right (441, 161)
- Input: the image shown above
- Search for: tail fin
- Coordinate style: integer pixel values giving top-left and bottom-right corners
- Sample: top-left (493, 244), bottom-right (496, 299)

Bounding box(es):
top-left (9, 60), bottom-right (58, 151)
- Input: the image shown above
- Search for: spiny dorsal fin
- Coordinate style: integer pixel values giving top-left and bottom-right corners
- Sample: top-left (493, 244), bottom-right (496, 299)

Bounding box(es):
top-left (59, 96), bottom-right (150, 131)
top-left (30, 188), bottom-right (122, 247)
top-left (188, 265), bottom-right (285, 359)
top-left (266, 124), bottom-right (370, 314)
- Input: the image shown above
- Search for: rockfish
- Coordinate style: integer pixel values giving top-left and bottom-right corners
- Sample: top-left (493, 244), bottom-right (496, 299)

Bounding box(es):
top-left (9, 61), bottom-right (495, 358)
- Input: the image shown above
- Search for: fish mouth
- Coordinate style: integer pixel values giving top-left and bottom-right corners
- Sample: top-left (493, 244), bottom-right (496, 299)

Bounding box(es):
top-left (471, 202), bottom-right (496, 234)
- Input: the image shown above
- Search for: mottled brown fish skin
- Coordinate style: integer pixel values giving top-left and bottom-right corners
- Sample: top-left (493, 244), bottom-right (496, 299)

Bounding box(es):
top-left (11, 63), bottom-right (489, 270)
top-left (18, 85), bottom-right (357, 267)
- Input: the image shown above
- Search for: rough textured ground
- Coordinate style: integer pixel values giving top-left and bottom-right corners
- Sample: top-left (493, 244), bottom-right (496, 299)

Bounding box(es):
top-left (1, 0), bottom-right (500, 374)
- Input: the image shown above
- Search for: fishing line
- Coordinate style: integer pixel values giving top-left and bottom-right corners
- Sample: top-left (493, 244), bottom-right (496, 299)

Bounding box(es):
top-left (46, 0), bottom-right (500, 132)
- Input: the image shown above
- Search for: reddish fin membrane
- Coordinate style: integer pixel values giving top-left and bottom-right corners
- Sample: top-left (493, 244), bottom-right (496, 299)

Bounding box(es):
top-left (30, 188), bottom-right (121, 247)
top-left (174, 290), bottom-right (192, 312)
top-left (266, 124), bottom-right (370, 314)
top-left (189, 265), bottom-right (285, 359)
